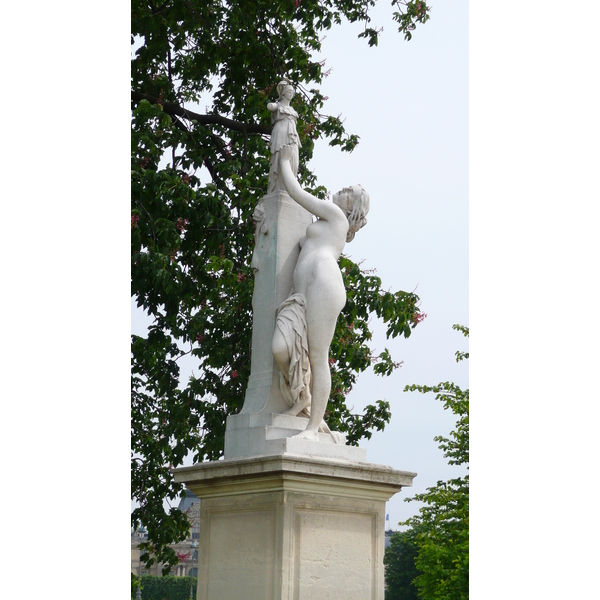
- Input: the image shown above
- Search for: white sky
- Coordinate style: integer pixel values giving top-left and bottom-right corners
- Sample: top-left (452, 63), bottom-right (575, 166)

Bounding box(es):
top-left (306, 0), bottom-right (469, 527)
top-left (3, 1), bottom-right (600, 598)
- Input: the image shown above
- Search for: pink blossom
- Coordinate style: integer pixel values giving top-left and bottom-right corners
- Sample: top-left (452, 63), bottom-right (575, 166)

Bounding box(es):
top-left (231, 370), bottom-right (238, 379)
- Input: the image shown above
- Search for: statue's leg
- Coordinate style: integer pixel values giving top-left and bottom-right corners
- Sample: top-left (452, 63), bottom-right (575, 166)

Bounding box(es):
top-left (283, 395), bottom-right (310, 416)
top-left (295, 282), bottom-right (345, 438)
top-left (302, 348), bottom-right (330, 434)
top-left (272, 326), bottom-right (290, 384)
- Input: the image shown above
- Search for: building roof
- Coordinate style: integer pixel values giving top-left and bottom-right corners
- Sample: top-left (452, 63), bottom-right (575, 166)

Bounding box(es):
top-left (177, 489), bottom-right (200, 513)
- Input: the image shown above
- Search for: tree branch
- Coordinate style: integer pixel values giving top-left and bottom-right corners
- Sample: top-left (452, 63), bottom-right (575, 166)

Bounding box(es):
top-left (132, 91), bottom-right (272, 135)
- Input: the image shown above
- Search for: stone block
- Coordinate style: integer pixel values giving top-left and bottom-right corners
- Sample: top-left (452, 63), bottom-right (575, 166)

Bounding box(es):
top-left (174, 454), bottom-right (416, 600)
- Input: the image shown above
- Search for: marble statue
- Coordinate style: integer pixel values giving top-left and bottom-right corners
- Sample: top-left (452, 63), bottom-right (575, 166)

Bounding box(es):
top-left (272, 144), bottom-right (370, 441)
top-left (267, 79), bottom-right (301, 194)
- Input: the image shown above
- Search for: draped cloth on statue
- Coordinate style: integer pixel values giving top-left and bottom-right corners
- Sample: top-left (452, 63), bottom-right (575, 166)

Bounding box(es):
top-left (275, 292), bottom-right (311, 412)
top-left (268, 103), bottom-right (301, 194)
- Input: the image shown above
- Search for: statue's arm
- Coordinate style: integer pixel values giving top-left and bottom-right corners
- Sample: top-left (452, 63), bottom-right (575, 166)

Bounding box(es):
top-left (279, 146), bottom-right (343, 222)
top-left (267, 102), bottom-right (278, 112)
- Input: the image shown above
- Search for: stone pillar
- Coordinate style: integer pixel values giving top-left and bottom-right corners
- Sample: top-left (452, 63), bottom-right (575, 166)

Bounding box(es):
top-left (174, 455), bottom-right (416, 600)
top-left (241, 191), bottom-right (312, 416)
top-left (225, 191), bottom-right (312, 457)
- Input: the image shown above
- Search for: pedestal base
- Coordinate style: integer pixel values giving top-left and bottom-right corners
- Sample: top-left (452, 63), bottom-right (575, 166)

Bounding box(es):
top-left (225, 412), bottom-right (367, 463)
top-left (174, 454), bottom-right (416, 600)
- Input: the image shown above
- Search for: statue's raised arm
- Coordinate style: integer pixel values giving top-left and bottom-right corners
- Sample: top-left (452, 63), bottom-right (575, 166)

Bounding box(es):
top-left (272, 145), bottom-right (371, 442)
top-left (279, 145), bottom-right (348, 231)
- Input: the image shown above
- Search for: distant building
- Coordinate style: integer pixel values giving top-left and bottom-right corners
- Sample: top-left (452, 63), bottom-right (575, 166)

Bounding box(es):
top-left (132, 490), bottom-right (201, 577)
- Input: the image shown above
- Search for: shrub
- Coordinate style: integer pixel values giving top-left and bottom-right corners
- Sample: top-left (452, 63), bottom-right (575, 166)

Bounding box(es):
top-left (133, 575), bottom-right (197, 600)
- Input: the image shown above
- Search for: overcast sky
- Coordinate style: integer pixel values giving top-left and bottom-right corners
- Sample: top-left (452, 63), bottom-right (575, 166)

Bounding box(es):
top-left (306, 0), bottom-right (469, 527)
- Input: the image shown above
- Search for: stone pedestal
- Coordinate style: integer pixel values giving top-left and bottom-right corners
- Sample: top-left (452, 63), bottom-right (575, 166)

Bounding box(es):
top-left (174, 455), bottom-right (416, 600)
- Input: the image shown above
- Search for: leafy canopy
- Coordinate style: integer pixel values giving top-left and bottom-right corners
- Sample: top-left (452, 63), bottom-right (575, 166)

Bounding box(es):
top-left (131, 0), bottom-right (431, 573)
top-left (384, 526), bottom-right (421, 600)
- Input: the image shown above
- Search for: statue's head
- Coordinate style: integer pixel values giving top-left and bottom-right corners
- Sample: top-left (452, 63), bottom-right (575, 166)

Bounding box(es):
top-left (333, 185), bottom-right (370, 242)
top-left (277, 79), bottom-right (295, 101)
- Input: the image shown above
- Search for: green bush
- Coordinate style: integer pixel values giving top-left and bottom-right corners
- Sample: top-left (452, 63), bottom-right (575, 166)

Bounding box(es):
top-left (133, 575), bottom-right (197, 600)
top-left (132, 572), bottom-right (140, 598)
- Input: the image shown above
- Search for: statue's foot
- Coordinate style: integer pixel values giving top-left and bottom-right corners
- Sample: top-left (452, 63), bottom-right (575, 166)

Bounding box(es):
top-left (292, 428), bottom-right (319, 442)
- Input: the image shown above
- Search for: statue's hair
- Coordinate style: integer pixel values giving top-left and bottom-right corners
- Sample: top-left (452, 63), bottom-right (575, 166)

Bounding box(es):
top-left (342, 185), bottom-right (370, 242)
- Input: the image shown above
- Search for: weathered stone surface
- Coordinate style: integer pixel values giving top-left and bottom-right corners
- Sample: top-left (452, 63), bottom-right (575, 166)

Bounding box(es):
top-left (174, 455), bottom-right (416, 600)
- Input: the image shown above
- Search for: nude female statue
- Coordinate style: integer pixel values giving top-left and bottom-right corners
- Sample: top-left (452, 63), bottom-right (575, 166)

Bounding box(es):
top-left (272, 144), bottom-right (370, 441)
top-left (266, 79), bottom-right (301, 194)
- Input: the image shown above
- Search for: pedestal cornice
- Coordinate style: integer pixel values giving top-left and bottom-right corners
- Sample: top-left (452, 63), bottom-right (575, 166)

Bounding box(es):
top-left (174, 454), bottom-right (416, 501)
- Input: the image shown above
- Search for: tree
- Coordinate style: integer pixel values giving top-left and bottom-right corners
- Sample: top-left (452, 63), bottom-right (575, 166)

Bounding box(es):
top-left (384, 527), bottom-right (421, 600)
top-left (400, 325), bottom-right (469, 600)
top-left (131, 0), bottom-right (431, 573)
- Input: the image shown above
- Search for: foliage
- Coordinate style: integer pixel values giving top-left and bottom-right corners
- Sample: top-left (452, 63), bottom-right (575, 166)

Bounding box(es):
top-left (134, 575), bottom-right (197, 600)
top-left (132, 572), bottom-right (140, 598)
top-left (131, 0), bottom-right (430, 573)
top-left (401, 325), bottom-right (469, 600)
top-left (384, 527), bottom-right (421, 600)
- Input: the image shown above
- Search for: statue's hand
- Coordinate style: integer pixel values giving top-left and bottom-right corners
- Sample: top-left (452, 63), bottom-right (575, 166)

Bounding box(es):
top-left (280, 144), bottom-right (295, 163)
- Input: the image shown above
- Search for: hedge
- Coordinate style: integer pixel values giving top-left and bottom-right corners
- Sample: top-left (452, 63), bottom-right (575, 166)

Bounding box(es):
top-left (132, 575), bottom-right (197, 600)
